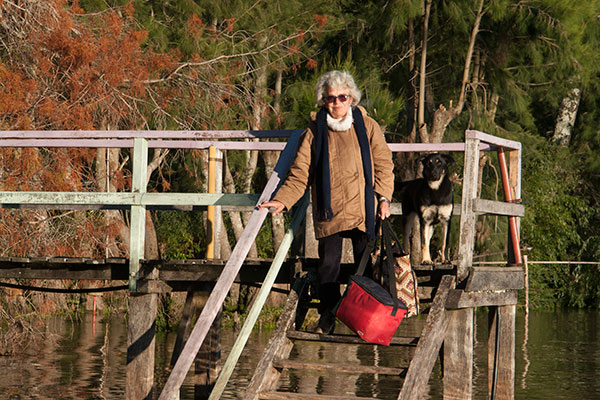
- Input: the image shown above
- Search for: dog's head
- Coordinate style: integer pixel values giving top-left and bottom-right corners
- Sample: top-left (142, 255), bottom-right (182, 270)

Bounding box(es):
top-left (417, 153), bottom-right (454, 182)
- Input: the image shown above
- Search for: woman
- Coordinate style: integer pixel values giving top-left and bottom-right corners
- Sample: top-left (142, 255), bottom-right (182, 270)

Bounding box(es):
top-left (259, 70), bottom-right (394, 334)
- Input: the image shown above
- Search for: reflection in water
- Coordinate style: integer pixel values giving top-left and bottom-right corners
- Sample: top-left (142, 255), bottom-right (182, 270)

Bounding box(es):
top-left (0, 310), bottom-right (598, 399)
top-left (521, 308), bottom-right (531, 389)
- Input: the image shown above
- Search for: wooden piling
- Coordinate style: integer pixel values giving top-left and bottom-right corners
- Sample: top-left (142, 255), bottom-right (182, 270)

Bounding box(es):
top-left (488, 306), bottom-right (516, 400)
top-left (127, 293), bottom-right (158, 400)
top-left (443, 308), bottom-right (474, 399)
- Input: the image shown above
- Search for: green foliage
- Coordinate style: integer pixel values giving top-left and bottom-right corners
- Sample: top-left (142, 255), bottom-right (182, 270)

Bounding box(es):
top-left (520, 143), bottom-right (599, 308)
top-left (156, 293), bottom-right (181, 332)
top-left (154, 210), bottom-right (205, 259)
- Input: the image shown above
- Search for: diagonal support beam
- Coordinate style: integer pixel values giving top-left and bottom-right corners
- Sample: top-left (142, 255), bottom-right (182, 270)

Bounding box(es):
top-left (208, 192), bottom-right (309, 400)
top-left (398, 275), bottom-right (455, 400)
top-left (157, 132), bottom-right (303, 400)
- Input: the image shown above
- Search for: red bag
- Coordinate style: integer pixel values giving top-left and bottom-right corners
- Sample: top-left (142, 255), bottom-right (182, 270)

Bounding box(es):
top-left (335, 222), bottom-right (408, 346)
top-left (336, 274), bottom-right (407, 345)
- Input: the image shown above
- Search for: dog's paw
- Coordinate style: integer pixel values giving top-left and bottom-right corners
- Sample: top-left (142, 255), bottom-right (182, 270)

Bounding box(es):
top-left (421, 258), bottom-right (434, 265)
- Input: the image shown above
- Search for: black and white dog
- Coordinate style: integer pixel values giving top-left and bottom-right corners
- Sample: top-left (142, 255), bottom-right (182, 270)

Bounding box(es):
top-left (398, 153), bottom-right (455, 264)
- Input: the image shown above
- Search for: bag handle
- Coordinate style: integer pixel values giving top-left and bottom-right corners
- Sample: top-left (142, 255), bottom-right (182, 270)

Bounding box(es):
top-left (381, 219), bottom-right (401, 315)
top-left (382, 217), bottom-right (408, 255)
top-left (355, 218), bottom-right (382, 276)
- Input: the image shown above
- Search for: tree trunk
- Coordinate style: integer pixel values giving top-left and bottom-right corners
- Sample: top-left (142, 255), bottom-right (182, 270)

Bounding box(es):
top-left (96, 148), bottom-right (129, 257)
top-left (223, 152), bottom-right (258, 258)
top-left (417, 0), bottom-right (433, 144)
top-left (267, 69), bottom-right (286, 252)
top-left (263, 150), bottom-right (285, 252)
top-left (145, 148), bottom-right (168, 261)
top-left (423, 0), bottom-right (485, 144)
top-left (552, 87), bottom-right (581, 147)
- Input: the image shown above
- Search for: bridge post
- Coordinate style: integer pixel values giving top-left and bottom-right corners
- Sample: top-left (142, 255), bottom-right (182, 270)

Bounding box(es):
top-left (126, 137), bottom-right (158, 400)
top-left (129, 137), bottom-right (148, 292)
top-left (442, 133), bottom-right (480, 399)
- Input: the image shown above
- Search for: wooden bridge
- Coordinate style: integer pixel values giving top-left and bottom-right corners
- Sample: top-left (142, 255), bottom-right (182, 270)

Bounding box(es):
top-left (0, 129), bottom-right (524, 399)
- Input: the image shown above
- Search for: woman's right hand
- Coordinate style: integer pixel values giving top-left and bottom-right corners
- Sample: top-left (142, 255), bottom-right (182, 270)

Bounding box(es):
top-left (258, 200), bottom-right (285, 215)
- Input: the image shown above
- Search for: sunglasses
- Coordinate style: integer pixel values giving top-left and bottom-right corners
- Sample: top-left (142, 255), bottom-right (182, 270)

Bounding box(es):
top-left (324, 94), bottom-right (350, 104)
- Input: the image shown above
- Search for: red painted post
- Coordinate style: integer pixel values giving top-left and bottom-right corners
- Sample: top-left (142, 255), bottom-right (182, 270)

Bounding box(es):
top-left (497, 147), bottom-right (522, 265)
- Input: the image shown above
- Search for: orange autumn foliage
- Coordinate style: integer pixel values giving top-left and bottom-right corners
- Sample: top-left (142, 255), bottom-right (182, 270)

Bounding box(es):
top-left (0, 1), bottom-right (179, 257)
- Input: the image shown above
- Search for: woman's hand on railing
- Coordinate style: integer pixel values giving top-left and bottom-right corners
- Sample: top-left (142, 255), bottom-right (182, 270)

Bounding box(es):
top-left (258, 200), bottom-right (285, 215)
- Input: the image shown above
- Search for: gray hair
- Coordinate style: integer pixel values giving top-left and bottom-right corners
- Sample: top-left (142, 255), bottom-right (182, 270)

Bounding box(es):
top-left (315, 70), bottom-right (361, 107)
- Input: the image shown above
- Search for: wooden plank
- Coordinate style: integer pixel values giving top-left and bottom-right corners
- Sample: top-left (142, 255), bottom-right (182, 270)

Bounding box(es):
top-left (443, 308), bottom-right (474, 399)
top-left (0, 139), bottom-right (135, 148)
top-left (466, 130), bottom-right (521, 151)
top-left (387, 142), bottom-right (492, 152)
top-left (158, 132), bottom-right (303, 400)
top-left (0, 267), bottom-right (127, 280)
top-left (0, 129), bottom-right (300, 139)
top-left (243, 277), bottom-right (308, 400)
top-left (456, 137), bottom-right (480, 281)
top-left (445, 289), bottom-right (518, 309)
top-left (488, 306), bottom-right (516, 400)
top-left (259, 392), bottom-right (376, 400)
top-left (464, 267), bottom-right (524, 291)
top-left (286, 331), bottom-right (419, 346)
top-left (0, 191), bottom-right (259, 207)
top-left (398, 275), bottom-right (455, 400)
top-left (273, 359), bottom-right (406, 375)
top-left (472, 198), bottom-right (524, 217)
top-left (149, 140), bottom-right (287, 151)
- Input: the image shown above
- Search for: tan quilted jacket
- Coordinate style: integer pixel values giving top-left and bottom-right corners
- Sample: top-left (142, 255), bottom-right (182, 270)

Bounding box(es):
top-left (273, 106), bottom-right (394, 239)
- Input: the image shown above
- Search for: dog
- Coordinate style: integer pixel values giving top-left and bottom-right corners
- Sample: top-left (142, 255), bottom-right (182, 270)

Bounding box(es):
top-left (397, 153), bottom-right (455, 264)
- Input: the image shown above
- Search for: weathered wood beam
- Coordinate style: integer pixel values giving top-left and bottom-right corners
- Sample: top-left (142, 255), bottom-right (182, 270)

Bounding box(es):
top-left (398, 274), bottom-right (455, 400)
top-left (243, 277), bottom-right (308, 400)
top-left (0, 129), bottom-right (300, 139)
top-left (272, 359), bottom-right (407, 375)
top-left (466, 130), bottom-right (521, 151)
top-left (259, 393), bottom-right (375, 400)
top-left (464, 267), bottom-right (524, 291)
top-left (0, 191), bottom-right (259, 208)
top-left (488, 306), bottom-right (516, 400)
top-left (472, 198), bottom-right (524, 217)
top-left (443, 308), bottom-right (474, 399)
top-left (445, 289), bottom-right (518, 309)
top-left (286, 330), bottom-right (419, 346)
top-left (456, 136), bottom-right (480, 281)
top-left (387, 142), bottom-right (492, 152)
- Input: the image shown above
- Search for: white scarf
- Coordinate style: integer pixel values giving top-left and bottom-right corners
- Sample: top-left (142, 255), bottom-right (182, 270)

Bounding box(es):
top-left (327, 111), bottom-right (353, 132)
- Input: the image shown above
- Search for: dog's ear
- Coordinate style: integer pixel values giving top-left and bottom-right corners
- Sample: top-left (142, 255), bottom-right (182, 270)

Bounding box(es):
top-left (442, 154), bottom-right (455, 165)
top-left (416, 154), bottom-right (427, 165)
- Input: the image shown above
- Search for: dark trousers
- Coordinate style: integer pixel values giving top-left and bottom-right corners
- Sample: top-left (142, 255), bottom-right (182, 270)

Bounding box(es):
top-left (316, 228), bottom-right (370, 316)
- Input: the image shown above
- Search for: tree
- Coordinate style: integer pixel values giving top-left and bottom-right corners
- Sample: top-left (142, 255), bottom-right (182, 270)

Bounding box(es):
top-left (0, 0), bottom-right (175, 257)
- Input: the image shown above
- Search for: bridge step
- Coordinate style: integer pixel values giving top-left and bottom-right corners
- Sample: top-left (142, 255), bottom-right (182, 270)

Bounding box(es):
top-left (286, 330), bottom-right (419, 346)
top-left (273, 359), bottom-right (407, 375)
top-left (259, 392), bottom-right (377, 399)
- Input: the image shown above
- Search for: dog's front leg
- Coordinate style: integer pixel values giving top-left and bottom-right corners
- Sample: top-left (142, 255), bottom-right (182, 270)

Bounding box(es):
top-left (421, 221), bottom-right (435, 264)
top-left (420, 207), bottom-right (437, 264)
top-left (439, 220), bottom-right (449, 263)
top-left (438, 205), bottom-right (453, 263)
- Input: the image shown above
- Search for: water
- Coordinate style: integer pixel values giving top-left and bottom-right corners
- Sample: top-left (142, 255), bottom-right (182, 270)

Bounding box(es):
top-left (0, 309), bottom-right (598, 399)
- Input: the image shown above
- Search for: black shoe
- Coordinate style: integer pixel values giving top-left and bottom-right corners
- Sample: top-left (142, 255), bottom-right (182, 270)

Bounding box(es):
top-left (316, 311), bottom-right (336, 334)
